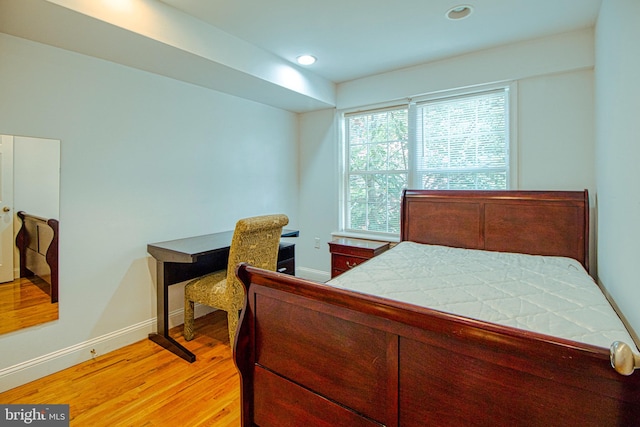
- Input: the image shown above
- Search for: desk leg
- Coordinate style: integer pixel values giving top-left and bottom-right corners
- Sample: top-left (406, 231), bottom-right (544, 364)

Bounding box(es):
top-left (148, 260), bottom-right (196, 362)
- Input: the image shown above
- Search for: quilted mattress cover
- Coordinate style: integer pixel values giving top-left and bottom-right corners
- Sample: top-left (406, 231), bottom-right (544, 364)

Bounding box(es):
top-left (328, 241), bottom-right (638, 350)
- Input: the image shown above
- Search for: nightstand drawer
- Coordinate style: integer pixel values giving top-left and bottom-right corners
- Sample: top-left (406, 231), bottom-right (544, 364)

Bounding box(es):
top-left (329, 238), bottom-right (390, 278)
top-left (332, 254), bottom-right (367, 272)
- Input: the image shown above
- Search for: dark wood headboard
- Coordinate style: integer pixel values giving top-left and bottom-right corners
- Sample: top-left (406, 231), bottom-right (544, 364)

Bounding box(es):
top-left (400, 189), bottom-right (589, 271)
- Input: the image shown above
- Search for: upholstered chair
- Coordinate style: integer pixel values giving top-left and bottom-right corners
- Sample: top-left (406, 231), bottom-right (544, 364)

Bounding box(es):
top-left (183, 214), bottom-right (289, 347)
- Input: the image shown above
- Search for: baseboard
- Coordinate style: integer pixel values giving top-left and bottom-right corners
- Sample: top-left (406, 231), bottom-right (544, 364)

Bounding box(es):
top-left (169, 303), bottom-right (216, 329)
top-left (296, 267), bottom-right (331, 283)
top-left (0, 319), bottom-right (153, 393)
top-left (0, 304), bottom-right (214, 393)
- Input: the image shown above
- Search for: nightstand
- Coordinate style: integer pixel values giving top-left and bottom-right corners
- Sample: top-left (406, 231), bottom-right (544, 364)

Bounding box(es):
top-left (328, 238), bottom-right (390, 278)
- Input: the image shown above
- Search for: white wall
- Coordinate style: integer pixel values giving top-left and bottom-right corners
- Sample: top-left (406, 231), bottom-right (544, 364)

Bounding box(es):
top-left (297, 109), bottom-right (338, 279)
top-left (0, 33), bottom-right (298, 390)
top-left (14, 136), bottom-right (60, 220)
top-left (298, 30), bottom-right (596, 275)
top-left (517, 70), bottom-right (595, 192)
top-left (595, 0), bottom-right (640, 339)
top-left (336, 29), bottom-right (594, 110)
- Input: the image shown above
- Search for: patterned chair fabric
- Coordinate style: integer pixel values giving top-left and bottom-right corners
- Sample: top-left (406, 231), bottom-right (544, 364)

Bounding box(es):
top-left (184, 214), bottom-right (289, 347)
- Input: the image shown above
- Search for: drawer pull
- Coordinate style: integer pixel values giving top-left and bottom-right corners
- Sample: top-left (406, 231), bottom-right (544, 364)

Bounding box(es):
top-left (346, 261), bottom-right (358, 269)
top-left (278, 267), bottom-right (287, 272)
top-left (611, 341), bottom-right (640, 375)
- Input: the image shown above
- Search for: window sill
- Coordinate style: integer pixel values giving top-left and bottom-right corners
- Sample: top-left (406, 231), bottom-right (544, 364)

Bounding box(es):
top-left (331, 231), bottom-right (400, 243)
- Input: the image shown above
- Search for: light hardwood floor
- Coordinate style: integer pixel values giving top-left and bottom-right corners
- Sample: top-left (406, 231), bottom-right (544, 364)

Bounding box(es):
top-left (0, 276), bottom-right (58, 335)
top-left (0, 310), bottom-right (240, 426)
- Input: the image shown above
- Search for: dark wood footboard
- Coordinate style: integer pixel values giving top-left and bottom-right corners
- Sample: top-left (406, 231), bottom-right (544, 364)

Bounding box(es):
top-left (234, 265), bottom-right (640, 427)
top-left (16, 211), bottom-right (59, 303)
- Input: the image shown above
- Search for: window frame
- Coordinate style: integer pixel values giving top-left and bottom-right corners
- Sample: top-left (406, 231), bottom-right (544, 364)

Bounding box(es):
top-left (338, 82), bottom-right (518, 239)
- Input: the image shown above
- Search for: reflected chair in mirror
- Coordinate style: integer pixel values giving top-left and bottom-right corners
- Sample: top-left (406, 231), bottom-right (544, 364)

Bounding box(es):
top-left (183, 214), bottom-right (289, 347)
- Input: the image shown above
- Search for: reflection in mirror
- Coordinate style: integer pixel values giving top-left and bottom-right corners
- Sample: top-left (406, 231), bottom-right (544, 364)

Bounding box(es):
top-left (0, 135), bottom-right (60, 335)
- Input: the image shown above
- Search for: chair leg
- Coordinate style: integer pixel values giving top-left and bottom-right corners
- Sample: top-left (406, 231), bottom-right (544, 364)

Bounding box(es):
top-left (184, 297), bottom-right (195, 341)
top-left (227, 310), bottom-right (239, 347)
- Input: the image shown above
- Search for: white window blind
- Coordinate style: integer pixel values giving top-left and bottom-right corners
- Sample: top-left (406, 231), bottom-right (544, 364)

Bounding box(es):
top-left (412, 89), bottom-right (509, 190)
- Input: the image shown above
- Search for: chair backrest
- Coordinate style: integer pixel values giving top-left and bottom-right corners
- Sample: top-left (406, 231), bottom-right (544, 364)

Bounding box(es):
top-left (226, 214), bottom-right (289, 302)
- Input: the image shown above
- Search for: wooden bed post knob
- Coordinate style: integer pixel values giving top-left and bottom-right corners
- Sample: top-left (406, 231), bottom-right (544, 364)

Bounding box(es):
top-left (610, 341), bottom-right (640, 376)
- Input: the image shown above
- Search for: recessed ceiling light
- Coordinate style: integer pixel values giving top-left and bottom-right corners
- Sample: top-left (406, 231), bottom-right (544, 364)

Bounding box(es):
top-left (296, 55), bottom-right (317, 66)
top-left (446, 4), bottom-right (473, 20)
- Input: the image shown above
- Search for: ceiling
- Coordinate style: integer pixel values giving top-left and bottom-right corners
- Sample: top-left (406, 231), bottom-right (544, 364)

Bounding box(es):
top-left (0, 0), bottom-right (603, 112)
top-left (159, 0), bottom-right (603, 83)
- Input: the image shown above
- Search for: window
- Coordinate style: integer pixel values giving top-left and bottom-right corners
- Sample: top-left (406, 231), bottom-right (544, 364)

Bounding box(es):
top-left (344, 107), bottom-right (408, 235)
top-left (342, 86), bottom-right (511, 237)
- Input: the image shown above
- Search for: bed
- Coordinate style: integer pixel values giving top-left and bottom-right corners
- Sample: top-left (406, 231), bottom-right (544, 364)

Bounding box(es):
top-left (233, 189), bottom-right (640, 426)
top-left (15, 211), bottom-right (59, 303)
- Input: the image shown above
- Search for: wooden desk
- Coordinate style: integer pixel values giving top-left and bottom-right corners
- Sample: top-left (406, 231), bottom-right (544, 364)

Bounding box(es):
top-left (147, 229), bottom-right (298, 362)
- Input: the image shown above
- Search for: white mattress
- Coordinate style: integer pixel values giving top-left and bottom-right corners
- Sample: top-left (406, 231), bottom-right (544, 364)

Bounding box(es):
top-left (328, 241), bottom-right (638, 351)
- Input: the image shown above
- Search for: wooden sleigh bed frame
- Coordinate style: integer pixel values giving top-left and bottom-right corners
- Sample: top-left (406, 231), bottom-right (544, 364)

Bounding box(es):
top-left (234, 190), bottom-right (640, 426)
top-left (15, 211), bottom-right (59, 303)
